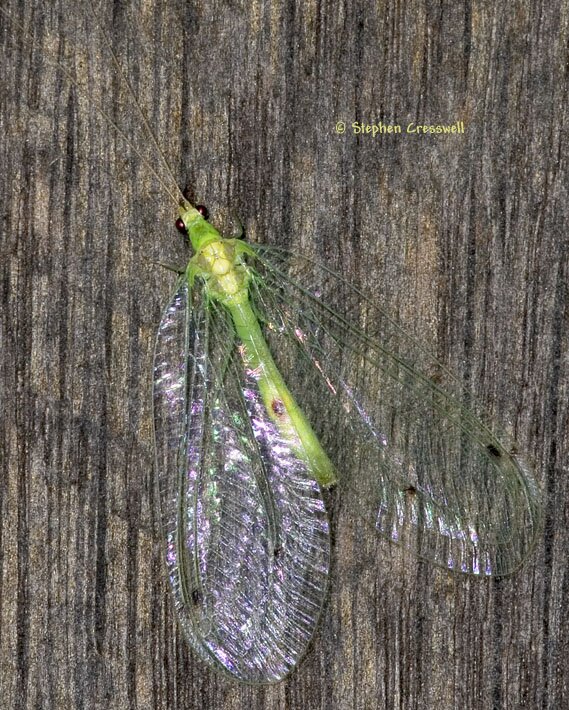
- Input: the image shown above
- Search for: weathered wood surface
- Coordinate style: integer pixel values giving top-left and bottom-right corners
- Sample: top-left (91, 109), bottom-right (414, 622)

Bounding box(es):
top-left (1, 1), bottom-right (567, 708)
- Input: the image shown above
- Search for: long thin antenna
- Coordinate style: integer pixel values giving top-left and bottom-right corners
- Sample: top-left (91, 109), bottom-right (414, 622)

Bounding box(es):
top-left (85, 0), bottom-right (186, 204)
top-left (0, 3), bottom-right (188, 207)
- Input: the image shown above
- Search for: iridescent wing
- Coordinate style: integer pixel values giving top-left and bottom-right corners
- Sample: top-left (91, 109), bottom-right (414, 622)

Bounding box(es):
top-left (153, 278), bottom-right (330, 683)
top-left (248, 246), bottom-right (542, 577)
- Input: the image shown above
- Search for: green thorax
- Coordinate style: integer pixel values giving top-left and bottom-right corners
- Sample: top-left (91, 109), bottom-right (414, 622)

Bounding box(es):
top-left (180, 204), bottom-right (253, 307)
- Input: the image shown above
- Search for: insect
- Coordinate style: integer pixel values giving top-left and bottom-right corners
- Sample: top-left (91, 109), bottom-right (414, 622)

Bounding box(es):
top-left (153, 198), bottom-right (542, 683)
top-left (3, 0), bottom-right (543, 686)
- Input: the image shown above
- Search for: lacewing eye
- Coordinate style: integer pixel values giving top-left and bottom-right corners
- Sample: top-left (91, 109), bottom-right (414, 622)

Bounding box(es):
top-left (196, 204), bottom-right (209, 219)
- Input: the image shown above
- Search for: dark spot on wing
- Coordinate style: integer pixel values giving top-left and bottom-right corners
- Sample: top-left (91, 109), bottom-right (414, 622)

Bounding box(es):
top-left (486, 444), bottom-right (502, 459)
top-left (191, 588), bottom-right (202, 605)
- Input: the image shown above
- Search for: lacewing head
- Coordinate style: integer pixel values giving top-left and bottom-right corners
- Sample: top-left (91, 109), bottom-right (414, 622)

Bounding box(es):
top-left (176, 204), bottom-right (209, 235)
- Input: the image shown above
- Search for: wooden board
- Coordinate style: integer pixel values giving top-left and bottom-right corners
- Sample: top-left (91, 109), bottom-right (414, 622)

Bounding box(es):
top-left (1, 1), bottom-right (567, 708)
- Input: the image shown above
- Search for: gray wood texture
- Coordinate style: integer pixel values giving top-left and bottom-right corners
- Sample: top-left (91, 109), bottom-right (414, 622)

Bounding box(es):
top-left (1, 1), bottom-right (567, 708)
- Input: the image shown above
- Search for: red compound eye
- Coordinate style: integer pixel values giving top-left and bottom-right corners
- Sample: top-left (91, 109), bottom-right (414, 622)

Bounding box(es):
top-left (175, 217), bottom-right (186, 233)
top-left (196, 204), bottom-right (209, 219)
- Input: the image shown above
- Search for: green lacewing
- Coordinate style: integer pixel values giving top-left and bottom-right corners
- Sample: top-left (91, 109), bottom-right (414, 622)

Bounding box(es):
top-left (2, 0), bottom-right (543, 684)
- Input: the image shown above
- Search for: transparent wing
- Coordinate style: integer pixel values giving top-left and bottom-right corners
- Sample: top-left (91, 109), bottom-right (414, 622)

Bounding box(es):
top-left (152, 278), bottom-right (330, 683)
top-left (248, 246), bottom-right (543, 577)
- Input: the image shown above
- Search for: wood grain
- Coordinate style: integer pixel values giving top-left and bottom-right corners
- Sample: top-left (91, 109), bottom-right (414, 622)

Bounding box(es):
top-left (1, 1), bottom-right (567, 708)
